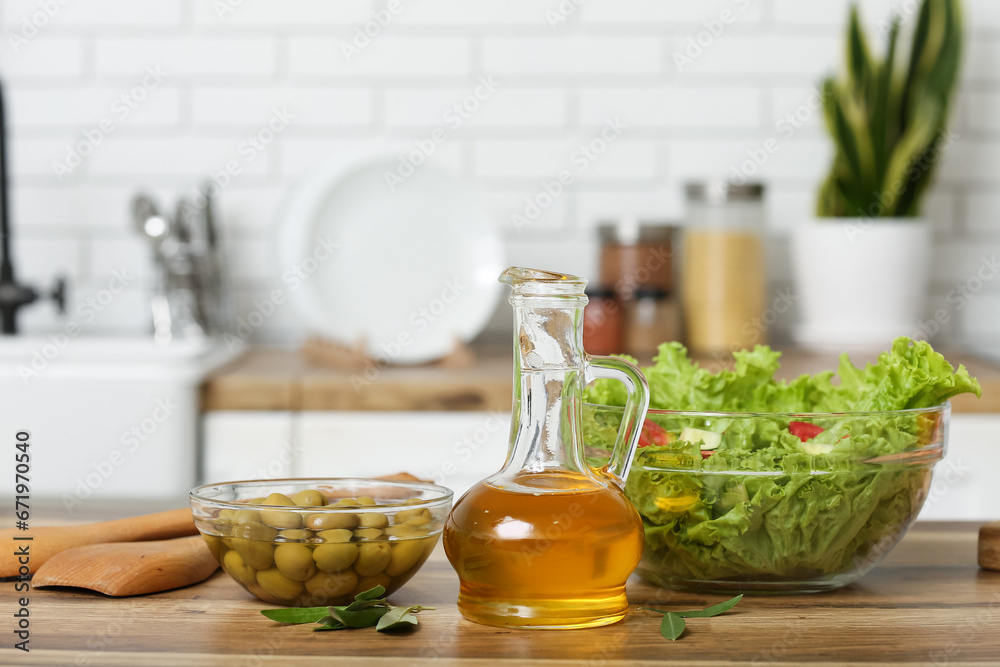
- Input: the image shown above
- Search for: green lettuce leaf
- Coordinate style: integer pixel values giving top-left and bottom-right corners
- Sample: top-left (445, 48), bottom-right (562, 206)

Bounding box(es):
top-left (585, 337), bottom-right (980, 413)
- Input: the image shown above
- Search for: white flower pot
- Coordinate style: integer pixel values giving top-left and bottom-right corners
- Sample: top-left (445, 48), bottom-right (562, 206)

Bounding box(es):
top-left (790, 217), bottom-right (932, 352)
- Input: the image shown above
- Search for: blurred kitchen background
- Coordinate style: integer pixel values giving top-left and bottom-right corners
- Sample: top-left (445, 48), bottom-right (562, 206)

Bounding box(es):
top-left (1, 0), bottom-right (997, 347)
top-left (1, 0), bottom-right (998, 517)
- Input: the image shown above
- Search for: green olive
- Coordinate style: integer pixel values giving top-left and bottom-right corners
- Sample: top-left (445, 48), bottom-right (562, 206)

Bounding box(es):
top-left (260, 510), bottom-right (302, 530)
top-left (257, 567), bottom-right (305, 601)
top-left (315, 529), bottom-right (353, 543)
top-left (306, 513), bottom-right (358, 530)
top-left (232, 520), bottom-right (278, 541)
top-left (354, 542), bottom-right (391, 577)
top-left (305, 570), bottom-right (358, 600)
top-left (202, 535), bottom-right (223, 562)
top-left (355, 496), bottom-right (377, 506)
top-left (231, 521), bottom-right (277, 570)
top-left (223, 549), bottom-right (257, 587)
top-left (232, 508), bottom-right (261, 524)
top-left (217, 509), bottom-right (236, 522)
top-left (352, 572), bottom-right (392, 597)
top-left (334, 498), bottom-right (362, 507)
top-left (232, 539), bottom-right (275, 571)
top-left (352, 528), bottom-right (383, 540)
top-left (260, 493), bottom-right (303, 530)
top-left (246, 497), bottom-right (266, 505)
top-left (406, 516), bottom-right (433, 529)
top-left (211, 521), bottom-right (232, 537)
top-left (385, 524), bottom-right (424, 538)
top-left (263, 492), bottom-right (295, 506)
top-left (313, 543), bottom-right (359, 573)
top-left (277, 529), bottom-right (312, 541)
top-left (394, 507), bottom-right (431, 525)
top-left (384, 538), bottom-right (425, 576)
top-left (274, 544), bottom-right (318, 581)
top-left (292, 489), bottom-right (327, 507)
top-left (243, 578), bottom-right (270, 602)
top-left (357, 512), bottom-right (388, 529)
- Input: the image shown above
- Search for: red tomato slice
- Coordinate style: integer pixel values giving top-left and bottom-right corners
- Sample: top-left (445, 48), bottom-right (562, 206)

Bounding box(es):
top-left (789, 421), bottom-right (825, 442)
top-left (638, 420), bottom-right (671, 448)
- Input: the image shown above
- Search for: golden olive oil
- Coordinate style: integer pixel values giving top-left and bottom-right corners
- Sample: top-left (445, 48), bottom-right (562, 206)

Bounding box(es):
top-left (443, 471), bottom-right (644, 629)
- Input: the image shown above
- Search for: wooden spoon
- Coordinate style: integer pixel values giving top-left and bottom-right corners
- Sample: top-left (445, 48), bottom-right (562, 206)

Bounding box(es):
top-left (31, 536), bottom-right (219, 596)
top-left (0, 507), bottom-right (197, 577)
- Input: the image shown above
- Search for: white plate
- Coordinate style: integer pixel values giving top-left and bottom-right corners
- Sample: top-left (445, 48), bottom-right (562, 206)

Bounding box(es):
top-left (273, 156), bottom-right (505, 364)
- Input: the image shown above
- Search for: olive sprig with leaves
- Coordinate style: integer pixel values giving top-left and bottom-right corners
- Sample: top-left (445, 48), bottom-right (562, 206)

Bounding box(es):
top-left (261, 586), bottom-right (433, 632)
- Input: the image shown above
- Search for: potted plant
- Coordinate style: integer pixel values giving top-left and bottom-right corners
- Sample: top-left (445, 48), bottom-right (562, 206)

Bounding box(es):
top-left (791, 0), bottom-right (963, 351)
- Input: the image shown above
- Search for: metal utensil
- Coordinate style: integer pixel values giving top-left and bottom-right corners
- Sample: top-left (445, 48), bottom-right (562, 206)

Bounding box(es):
top-left (132, 194), bottom-right (170, 247)
top-left (198, 182), bottom-right (228, 334)
top-left (201, 181), bottom-right (219, 250)
top-left (132, 188), bottom-right (228, 342)
top-left (132, 193), bottom-right (177, 341)
top-left (170, 197), bottom-right (209, 339)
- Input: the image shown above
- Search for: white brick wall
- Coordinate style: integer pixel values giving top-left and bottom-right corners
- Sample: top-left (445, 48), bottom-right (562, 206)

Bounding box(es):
top-left (288, 37), bottom-right (472, 77)
top-left (482, 37), bottom-right (662, 77)
top-left (1, 0), bottom-right (998, 350)
top-left (94, 37), bottom-right (278, 78)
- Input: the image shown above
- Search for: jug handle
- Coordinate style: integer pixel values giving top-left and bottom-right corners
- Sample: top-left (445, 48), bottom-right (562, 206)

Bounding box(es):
top-left (585, 355), bottom-right (651, 489)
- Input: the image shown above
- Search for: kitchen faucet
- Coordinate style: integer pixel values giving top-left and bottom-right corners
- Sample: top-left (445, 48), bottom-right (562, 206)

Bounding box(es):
top-left (0, 78), bottom-right (66, 334)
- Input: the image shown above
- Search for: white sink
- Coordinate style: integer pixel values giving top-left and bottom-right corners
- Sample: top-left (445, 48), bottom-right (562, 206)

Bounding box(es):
top-left (0, 336), bottom-right (241, 509)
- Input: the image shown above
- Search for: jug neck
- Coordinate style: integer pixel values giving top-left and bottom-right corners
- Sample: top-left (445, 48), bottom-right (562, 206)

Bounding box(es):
top-left (498, 268), bottom-right (592, 484)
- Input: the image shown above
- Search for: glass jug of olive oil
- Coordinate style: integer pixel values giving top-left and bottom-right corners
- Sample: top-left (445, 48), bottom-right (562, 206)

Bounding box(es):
top-left (443, 267), bottom-right (650, 629)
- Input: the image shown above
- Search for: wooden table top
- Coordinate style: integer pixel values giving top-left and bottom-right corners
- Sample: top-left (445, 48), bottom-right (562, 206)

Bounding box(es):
top-left (6, 522), bottom-right (999, 666)
top-left (201, 346), bottom-right (1000, 413)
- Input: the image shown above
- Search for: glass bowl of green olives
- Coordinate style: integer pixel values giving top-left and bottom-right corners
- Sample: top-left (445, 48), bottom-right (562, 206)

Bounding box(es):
top-left (189, 478), bottom-right (453, 607)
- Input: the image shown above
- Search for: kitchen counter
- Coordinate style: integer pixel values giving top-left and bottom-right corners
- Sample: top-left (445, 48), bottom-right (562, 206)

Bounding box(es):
top-left (202, 346), bottom-right (1000, 413)
top-left (5, 522), bottom-right (998, 666)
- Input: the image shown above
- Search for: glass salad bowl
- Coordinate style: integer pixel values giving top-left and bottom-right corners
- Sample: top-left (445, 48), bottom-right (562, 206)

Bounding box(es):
top-left (583, 403), bottom-right (949, 593)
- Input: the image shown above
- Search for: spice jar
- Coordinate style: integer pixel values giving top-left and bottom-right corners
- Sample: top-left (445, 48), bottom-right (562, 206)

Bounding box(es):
top-left (681, 182), bottom-right (766, 354)
top-left (625, 286), bottom-right (680, 358)
top-left (583, 286), bottom-right (624, 355)
top-left (597, 221), bottom-right (674, 300)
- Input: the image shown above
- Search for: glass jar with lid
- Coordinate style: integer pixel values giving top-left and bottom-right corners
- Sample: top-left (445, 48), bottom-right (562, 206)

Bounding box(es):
top-left (596, 220), bottom-right (674, 301)
top-left (681, 182), bottom-right (766, 354)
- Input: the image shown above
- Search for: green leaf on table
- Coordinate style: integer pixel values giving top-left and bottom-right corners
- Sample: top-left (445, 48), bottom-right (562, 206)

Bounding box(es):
top-left (376, 606), bottom-right (418, 632)
top-left (261, 586), bottom-right (388, 624)
top-left (675, 594), bottom-right (743, 618)
top-left (660, 613), bottom-right (686, 641)
top-left (345, 596), bottom-right (388, 612)
top-left (260, 606), bottom-right (331, 624)
top-left (376, 605), bottom-right (435, 632)
top-left (313, 615), bottom-right (349, 632)
top-left (325, 606), bottom-right (391, 629)
top-left (353, 585), bottom-right (387, 601)
top-left (261, 585), bottom-right (431, 635)
top-left (640, 595), bottom-right (742, 641)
